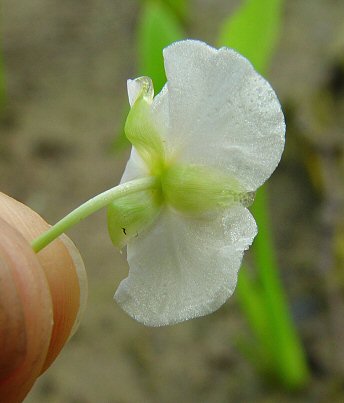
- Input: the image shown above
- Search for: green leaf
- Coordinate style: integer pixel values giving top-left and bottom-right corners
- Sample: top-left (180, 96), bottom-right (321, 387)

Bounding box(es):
top-left (138, 0), bottom-right (184, 93)
top-left (218, 0), bottom-right (310, 389)
top-left (152, 0), bottom-right (188, 21)
top-left (218, 0), bottom-right (282, 74)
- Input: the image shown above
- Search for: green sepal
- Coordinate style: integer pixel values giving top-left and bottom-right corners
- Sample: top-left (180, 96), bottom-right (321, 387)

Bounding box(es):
top-left (161, 164), bottom-right (255, 214)
top-left (107, 188), bottom-right (162, 249)
top-left (124, 78), bottom-right (165, 175)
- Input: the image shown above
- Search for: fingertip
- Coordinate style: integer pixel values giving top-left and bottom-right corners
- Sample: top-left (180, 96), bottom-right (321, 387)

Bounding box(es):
top-left (60, 234), bottom-right (88, 340)
top-left (0, 218), bottom-right (53, 401)
top-left (0, 192), bottom-right (88, 373)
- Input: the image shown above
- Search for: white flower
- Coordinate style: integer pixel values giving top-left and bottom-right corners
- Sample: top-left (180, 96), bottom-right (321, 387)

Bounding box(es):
top-left (108, 39), bottom-right (285, 326)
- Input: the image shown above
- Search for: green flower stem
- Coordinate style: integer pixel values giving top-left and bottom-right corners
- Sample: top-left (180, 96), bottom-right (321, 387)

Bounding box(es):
top-left (251, 186), bottom-right (309, 388)
top-left (31, 177), bottom-right (157, 253)
top-left (218, 0), bottom-right (309, 388)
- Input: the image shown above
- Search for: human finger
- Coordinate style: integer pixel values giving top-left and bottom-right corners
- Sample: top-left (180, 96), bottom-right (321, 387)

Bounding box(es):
top-left (0, 192), bottom-right (87, 373)
top-left (0, 218), bottom-right (53, 402)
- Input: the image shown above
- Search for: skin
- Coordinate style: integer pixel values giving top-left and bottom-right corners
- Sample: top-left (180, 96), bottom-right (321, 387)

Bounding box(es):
top-left (0, 192), bottom-right (85, 403)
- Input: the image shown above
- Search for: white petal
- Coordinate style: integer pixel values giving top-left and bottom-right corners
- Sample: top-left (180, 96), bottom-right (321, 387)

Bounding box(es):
top-left (151, 84), bottom-right (170, 144)
top-left (120, 147), bottom-right (148, 184)
top-left (162, 39), bottom-right (285, 191)
top-left (114, 204), bottom-right (257, 326)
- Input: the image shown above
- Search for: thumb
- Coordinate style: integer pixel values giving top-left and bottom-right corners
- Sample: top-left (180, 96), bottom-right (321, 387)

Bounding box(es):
top-left (0, 217), bottom-right (53, 402)
top-left (0, 193), bottom-right (87, 401)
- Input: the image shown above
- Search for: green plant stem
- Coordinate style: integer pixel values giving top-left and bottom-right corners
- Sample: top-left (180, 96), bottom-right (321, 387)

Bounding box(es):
top-left (218, 0), bottom-right (309, 388)
top-left (31, 177), bottom-right (157, 253)
top-left (251, 186), bottom-right (309, 388)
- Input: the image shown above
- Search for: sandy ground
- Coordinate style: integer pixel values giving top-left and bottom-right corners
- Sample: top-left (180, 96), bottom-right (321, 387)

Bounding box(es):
top-left (2, 0), bottom-right (344, 402)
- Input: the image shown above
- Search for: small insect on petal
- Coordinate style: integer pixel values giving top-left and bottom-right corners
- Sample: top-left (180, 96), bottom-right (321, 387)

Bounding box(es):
top-left (107, 189), bottom-right (162, 249)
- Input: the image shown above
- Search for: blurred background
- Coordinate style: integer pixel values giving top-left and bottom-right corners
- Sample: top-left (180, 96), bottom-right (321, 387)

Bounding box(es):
top-left (2, 0), bottom-right (344, 402)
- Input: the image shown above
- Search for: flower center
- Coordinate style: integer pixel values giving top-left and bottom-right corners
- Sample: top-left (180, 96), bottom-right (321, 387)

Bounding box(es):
top-left (107, 76), bottom-right (254, 248)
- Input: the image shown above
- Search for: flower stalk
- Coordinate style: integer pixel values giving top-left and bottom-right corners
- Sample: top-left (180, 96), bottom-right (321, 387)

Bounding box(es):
top-left (31, 177), bottom-right (157, 253)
